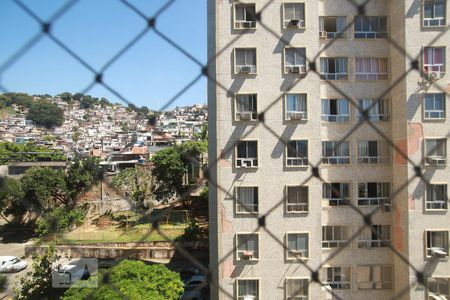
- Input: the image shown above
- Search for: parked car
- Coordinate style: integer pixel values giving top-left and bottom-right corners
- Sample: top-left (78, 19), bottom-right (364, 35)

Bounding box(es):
top-left (0, 256), bottom-right (28, 273)
top-left (181, 275), bottom-right (209, 300)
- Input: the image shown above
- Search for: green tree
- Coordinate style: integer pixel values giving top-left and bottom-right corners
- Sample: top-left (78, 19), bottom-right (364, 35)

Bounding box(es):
top-left (58, 92), bottom-right (72, 102)
top-left (0, 274), bottom-right (8, 293)
top-left (65, 156), bottom-right (100, 206)
top-left (72, 93), bottom-right (84, 101)
top-left (62, 260), bottom-right (184, 300)
top-left (0, 141), bottom-right (65, 164)
top-left (151, 147), bottom-right (186, 201)
top-left (14, 245), bottom-right (59, 300)
top-left (20, 167), bottom-right (67, 216)
top-left (35, 207), bottom-right (85, 240)
top-left (1, 92), bottom-right (34, 108)
top-left (27, 100), bottom-right (64, 128)
top-left (0, 177), bottom-right (24, 223)
top-left (79, 95), bottom-right (95, 109)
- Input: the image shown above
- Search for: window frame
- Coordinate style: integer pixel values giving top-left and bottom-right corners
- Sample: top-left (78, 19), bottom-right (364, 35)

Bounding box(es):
top-left (286, 140), bottom-right (308, 167)
top-left (235, 186), bottom-right (259, 214)
top-left (322, 225), bottom-right (351, 249)
top-left (423, 46), bottom-right (446, 74)
top-left (423, 93), bottom-right (446, 120)
top-left (320, 266), bottom-right (352, 289)
top-left (236, 278), bottom-right (260, 300)
top-left (285, 93), bottom-right (308, 121)
top-left (358, 225), bottom-right (391, 248)
top-left (424, 138), bottom-right (447, 165)
top-left (285, 277), bottom-right (309, 300)
top-left (283, 47), bottom-right (307, 75)
top-left (321, 140), bottom-right (351, 164)
top-left (234, 48), bottom-right (257, 75)
top-left (353, 16), bottom-right (388, 38)
top-left (236, 140), bottom-right (258, 168)
top-left (425, 230), bottom-right (449, 258)
top-left (235, 93), bottom-right (258, 121)
top-left (286, 185), bottom-right (309, 213)
top-left (354, 57), bottom-right (389, 80)
top-left (427, 277), bottom-right (450, 299)
top-left (357, 182), bottom-right (391, 206)
top-left (423, 0), bottom-right (447, 27)
top-left (357, 140), bottom-right (390, 164)
top-left (426, 183), bottom-right (448, 210)
top-left (319, 57), bottom-right (349, 80)
top-left (286, 232), bottom-right (309, 260)
top-left (282, 2), bottom-right (306, 29)
top-left (322, 182), bottom-right (351, 206)
top-left (233, 3), bottom-right (257, 30)
top-left (357, 265), bottom-right (393, 290)
top-left (321, 98), bottom-right (350, 122)
top-left (319, 16), bottom-right (348, 39)
top-left (358, 99), bottom-right (390, 122)
top-left (236, 233), bottom-right (260, 261)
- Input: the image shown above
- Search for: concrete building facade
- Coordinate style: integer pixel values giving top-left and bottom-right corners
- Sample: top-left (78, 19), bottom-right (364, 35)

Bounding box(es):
top-left (208, 0), bottom-right (450, 299)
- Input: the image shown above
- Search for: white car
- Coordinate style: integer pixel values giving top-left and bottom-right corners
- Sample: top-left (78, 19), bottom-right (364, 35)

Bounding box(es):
top-left (0, 256), bottom-right (28, 273)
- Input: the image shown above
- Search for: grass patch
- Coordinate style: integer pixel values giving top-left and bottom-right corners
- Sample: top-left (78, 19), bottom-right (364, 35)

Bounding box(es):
top-left (61, 224), bottom-right (186, 244)
top-left (0, 107), bottom-right (16, 118)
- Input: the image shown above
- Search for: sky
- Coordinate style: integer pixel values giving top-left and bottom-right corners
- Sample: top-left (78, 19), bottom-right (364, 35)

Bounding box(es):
top-left (0, 0), bottom-right (207, 111)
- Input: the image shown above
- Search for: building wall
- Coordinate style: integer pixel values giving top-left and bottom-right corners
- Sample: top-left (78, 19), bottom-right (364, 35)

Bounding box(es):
top-left (209, 0), bottom-right (450, 299)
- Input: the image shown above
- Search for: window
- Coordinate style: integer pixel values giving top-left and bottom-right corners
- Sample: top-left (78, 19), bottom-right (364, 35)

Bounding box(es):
top-left (357, 265), bottom-right (393, 289)
top-left (235, 48), bottom-right (257, 74)
top-left (354, 16), bottom-right (388, 38)
top-left (286, 186), bottom-right (308, 212)
top-left (321, 99), bottom-right (349, 122)
top-left (286, 233), bottom-right (309, 259)
top-left (235, 94), bottom-right (257, 121)
top-left (236, 233), bottom-right (259, 261)
top-left (358, 99), bottom-right (390, 121)
top-left (321, 267), bottom-right (351, 289)
top-left (428, 277), bottom-right (450, 299)
top-left (358, 182), bottom-right (391, 206)
top-left (236, 141), bottom-right (258, 168)
top-left (283, 3), bottom-right (305, 28)
top-left (322, 141), bottom-right (350, 164)
top-left (426, 184), bottom-right (448, 210)
top-left (355, 58), bottom-right (388, 80)
top-left (237, 279), bottom-right (259, 300)
top-left (423, 47), bottom-right (446, 74)
top-left (320, 58), bottom-right (348, 80)
top-left (423, 0), bottom-right (446, 27)
top-left (286, 278), bottom-right (308, 300)
top-left (234, 3), bottom-right (256, 29)
top-left (323, 183), bottom-right (350, 206)
top-left (426, 230), bottom-right (449, 258)
top-left (424, 93), bottom-right (445, 120)
top-left (319, 16), bottom-right (347, 38)
top-left (357, 141), bottom-right (390, 164)
top-left (236, 186), bottom-right (258, 213)
top-left (358, 225), bottom-right (391, 248)
top-left (322, 226), bottom-right (350, 248)
top-left (285, 94), bottom-right (307, 120)
top-left (284, 48), bottom-right (306, 74)
top-left (425, 138), bottom-right (447, 165)
top-left (287, 140), bottom-right (308, 166)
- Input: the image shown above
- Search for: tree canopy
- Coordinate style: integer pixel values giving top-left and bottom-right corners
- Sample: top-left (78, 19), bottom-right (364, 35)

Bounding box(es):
top-left (62, 260), bottom-right (184, 300)
top-left (0, 142), bottom-right (66, 164)
top-left (27, 100), bottom-right (64, 128)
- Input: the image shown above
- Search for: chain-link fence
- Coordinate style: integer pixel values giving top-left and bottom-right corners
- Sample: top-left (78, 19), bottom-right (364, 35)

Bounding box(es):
top-left (1, 0), bottom-right (450, 299)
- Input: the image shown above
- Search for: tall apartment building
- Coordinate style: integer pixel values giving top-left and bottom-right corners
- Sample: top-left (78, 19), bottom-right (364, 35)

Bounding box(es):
top-left (208, 0), bottom-right (449, 299)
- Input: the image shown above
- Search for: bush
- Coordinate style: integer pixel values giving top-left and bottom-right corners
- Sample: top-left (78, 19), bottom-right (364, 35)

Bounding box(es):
top-left (177, 220), bottom-right (201, 241)
top-left (0, 274), bottom-right (8, 293)
top-left (36, 207), bottom-right (85, 238)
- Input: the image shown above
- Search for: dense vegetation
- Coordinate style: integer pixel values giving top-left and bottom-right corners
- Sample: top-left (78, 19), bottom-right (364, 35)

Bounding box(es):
top-left (0, 141), bottom-right (65, 164)
top-left (27, 100), bottom-right (64, 128)
top-left (62, 260), bottom-right (184, 300)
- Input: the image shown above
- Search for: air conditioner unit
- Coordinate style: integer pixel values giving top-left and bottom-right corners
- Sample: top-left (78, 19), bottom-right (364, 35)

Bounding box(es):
top-left (288, 19), bottom-right (301, 28)
top-left (242, 251), bottom-right (254, 260)
top-left (289, 66), bottom-right (300, 73)
top-left (319, 31), bottom-right (328, 38)
top-left (240, 66), bottom-right (252, 73)
top-left (382, 203), bottom-right (391, 213)
top-left (290, 112), bottom-right (304, 120)
top-left (427, 71), bottom-right (439, 81)
top-left (240, 159), bottom-right (253, 168)
top-left (238, 112), bottom-right (253, 121)
top-left (431, 247), bottom-right (447, 258)
top-left (428, 157), bottom-right (446, 165)
top-left (291, 250), bottom-right (304, 258)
